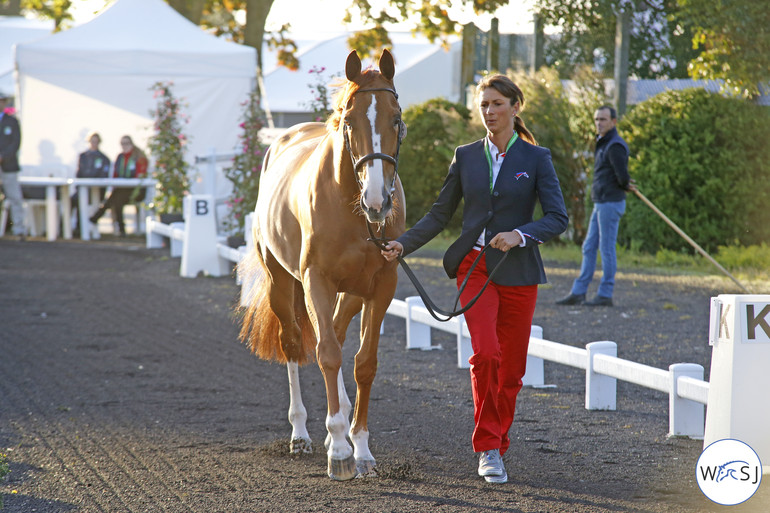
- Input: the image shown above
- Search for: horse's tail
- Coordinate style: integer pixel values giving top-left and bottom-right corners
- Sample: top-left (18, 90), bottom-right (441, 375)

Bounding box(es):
top-left (237, 243), bottom-right (316, 366)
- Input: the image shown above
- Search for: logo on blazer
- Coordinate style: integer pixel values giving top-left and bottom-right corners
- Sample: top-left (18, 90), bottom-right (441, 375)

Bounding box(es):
top-left (514, 171), bottom-right (529, 180)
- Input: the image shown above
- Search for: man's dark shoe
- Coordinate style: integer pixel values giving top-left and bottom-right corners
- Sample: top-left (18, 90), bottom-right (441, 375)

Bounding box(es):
top-left (585, 295), bottom-right (613, 307)
top-left (555, 293), bottom-right (585, 306)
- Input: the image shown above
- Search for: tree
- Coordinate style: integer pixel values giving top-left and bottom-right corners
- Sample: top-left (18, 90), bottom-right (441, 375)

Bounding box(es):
top-left (21, 0), bottom-right (73, 30)
top-left (532, 0), bottom-right (698, 79)
top-left (0, 0), bottom-right (22, 15)
top-left (344, 0), bottom-right (510, 57)
top-left (676, 0), bottom-right (770, 98)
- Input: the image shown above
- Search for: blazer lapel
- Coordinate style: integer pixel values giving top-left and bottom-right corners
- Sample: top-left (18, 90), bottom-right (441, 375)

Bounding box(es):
top-left (493, 137), bottom-right (524, 193)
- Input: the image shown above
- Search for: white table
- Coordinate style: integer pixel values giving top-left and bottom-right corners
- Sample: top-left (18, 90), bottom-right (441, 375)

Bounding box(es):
top-left (17, 176), bottom-right (74, 241)
top-left (74, 178), bottom-right (156, 241)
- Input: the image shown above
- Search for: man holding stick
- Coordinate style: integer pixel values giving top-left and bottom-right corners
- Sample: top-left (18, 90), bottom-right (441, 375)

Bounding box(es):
top-left (557, 105), bottom-right (636, 307)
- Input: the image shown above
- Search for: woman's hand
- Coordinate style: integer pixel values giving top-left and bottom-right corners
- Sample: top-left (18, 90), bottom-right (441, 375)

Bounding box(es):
top-left (489, 231), bottom-right (522, 252)
top-left (381, 241), bottom-right (404, 262)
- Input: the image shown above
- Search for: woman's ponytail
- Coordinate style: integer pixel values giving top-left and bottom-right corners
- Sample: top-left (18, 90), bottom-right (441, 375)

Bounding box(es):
top-left (514, 115), bottom-right (537, 145)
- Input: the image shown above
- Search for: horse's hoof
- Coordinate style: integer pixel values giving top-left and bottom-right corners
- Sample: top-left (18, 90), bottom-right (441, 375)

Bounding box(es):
top-left (290, 437), bottom-right (312, 454)
top-left (355, 459), bottom-right (377, 478)
top-left (328, 454), bottom-right (357, 481)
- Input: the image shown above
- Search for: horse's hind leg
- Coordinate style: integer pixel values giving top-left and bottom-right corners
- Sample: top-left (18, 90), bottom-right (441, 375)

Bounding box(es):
top-left (287, 362), bottom-right (312, 453)
top-left (263, 250), bottom-right (313, 453)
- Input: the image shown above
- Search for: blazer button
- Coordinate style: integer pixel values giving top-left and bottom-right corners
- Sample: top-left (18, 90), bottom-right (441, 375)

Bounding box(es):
top-left (493, 191), bottom-right (500, 197)
top-left (487, 210), bottom-right (493, 216)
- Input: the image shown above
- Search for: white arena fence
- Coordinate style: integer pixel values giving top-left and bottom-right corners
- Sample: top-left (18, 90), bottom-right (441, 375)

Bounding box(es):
top-left (146, 195), bottom-right (708, 440)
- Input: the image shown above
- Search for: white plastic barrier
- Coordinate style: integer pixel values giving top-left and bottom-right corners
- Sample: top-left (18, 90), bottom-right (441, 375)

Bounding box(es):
top-left (146, 195), bottom-right (249, 279)
top-left (385, 296), bottom-right (708, 438)
top-left (705, 294), bottom-right (770, 473)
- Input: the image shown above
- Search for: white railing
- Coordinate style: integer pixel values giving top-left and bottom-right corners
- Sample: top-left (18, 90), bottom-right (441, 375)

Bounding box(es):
top-left (145, 198), bottom-right (707, 439)
top-left (384, 296), bottom-right (708, 439)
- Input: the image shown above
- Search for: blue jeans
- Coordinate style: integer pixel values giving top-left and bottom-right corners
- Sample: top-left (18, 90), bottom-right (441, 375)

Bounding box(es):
top-left (571, 200), bottom-right (626, 299)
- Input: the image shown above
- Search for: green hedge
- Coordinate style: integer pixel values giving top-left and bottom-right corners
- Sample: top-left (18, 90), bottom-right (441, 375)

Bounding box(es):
top-left (619, 89), bottom-right (770, 253)
top-left (398, 98), bottom-right (483, 234)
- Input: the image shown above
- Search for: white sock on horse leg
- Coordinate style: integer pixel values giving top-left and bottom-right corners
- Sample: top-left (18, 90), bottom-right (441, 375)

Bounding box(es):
top-left (287, 362), bottom-right (311, 449)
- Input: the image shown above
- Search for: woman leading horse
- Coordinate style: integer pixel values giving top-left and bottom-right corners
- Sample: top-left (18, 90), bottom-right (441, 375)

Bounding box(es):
top-left (239, 50), bottom-right (405, 481)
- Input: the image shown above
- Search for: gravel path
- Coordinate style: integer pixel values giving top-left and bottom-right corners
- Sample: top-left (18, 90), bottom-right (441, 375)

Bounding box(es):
top-left (1, 236), bottom-right (768, 512)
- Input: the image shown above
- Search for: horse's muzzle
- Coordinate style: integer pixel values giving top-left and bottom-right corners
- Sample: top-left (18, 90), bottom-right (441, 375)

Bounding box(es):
top-left (361, 193), bottom-right (392, 224)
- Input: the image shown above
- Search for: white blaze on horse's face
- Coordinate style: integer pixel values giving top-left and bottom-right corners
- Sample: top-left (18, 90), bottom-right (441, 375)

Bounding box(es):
top-left (359, 95), bottom-right (388, 219)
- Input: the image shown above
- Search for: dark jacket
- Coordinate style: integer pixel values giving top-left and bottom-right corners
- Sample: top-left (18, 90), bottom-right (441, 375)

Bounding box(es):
top-left (0, 112), bottom-right (21, 173)
top-left (591, 127), bottom-right (630, 204)
top-left (397, 137), bottom-right (569, 287)
top-left (77, 150), bottom-right (111, 178)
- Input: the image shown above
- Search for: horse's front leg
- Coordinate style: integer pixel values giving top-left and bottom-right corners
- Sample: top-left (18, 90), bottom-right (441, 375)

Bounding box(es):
top-left (303, 270), bottom-right (357, 481)
top-left (351, 272), bottom-right (397, 477)
top-left (323, 293), bottom-right (363, 451)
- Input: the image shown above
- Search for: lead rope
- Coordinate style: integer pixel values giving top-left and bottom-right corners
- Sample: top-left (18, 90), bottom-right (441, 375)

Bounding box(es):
top-left (366, 223), bottom-right (511, 322)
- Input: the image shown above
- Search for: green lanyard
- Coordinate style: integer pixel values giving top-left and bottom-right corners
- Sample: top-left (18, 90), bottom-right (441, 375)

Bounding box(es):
top-left (484, 133), bottom-right (518, 192)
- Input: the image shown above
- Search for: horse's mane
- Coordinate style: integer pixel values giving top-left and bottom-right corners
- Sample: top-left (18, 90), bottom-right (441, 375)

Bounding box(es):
top-left (326, 69), bottom-right (390, 132)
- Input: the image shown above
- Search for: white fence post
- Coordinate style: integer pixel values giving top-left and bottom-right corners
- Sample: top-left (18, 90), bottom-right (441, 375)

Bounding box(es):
top-left (669, 363), bottom-right (705, 438)
top-left (405, 296), bottom-right (431, 350)
top-left (169, 222), bottom-right (184, 258)
top-left (457, 317), bottom-right (472, 369)
top-left (146, 216), bottom-right (164, 248)
top-left (522, 325), bottom-right (545, 387)
top-left (585, 341), bottom-right (617, 410)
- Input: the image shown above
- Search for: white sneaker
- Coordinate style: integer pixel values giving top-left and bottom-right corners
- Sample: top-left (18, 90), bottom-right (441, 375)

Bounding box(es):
top-left (478, 449), bottom-right (504, 476)
top-left (484, 467), bottom-right (508, 483)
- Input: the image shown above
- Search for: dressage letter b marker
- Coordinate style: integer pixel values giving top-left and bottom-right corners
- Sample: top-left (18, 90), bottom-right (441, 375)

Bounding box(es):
top-left (195, 199), bottom-right (209, 216)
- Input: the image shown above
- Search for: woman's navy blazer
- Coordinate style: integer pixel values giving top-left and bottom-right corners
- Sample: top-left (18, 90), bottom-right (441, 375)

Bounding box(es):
top-left (397, 137), bottom-right (569, 287)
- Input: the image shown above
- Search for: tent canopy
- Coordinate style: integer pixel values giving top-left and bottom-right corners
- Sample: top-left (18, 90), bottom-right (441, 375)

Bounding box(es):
top-left (15, 0), bottom-right (256, 179)
top-left (0, 16), bottom-right (53, 95)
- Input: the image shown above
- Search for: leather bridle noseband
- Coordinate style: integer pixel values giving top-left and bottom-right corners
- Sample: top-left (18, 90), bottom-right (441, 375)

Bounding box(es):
top-left (341, 87), bottom-right (403, 195)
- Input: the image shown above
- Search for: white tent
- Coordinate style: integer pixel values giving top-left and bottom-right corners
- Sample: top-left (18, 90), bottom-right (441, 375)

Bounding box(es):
top-left (14, 0), bottom-right (256, 179)
top-left (0, 16), bottom-right (53, 96)
top-left (261, 31), bottom-right (462, 127)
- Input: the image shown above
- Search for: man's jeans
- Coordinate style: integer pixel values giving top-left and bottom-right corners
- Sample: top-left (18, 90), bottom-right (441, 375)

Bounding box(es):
top-left (0, 170), bottom-right (26, 235)
top-left (571, 200), bottom-right (626, 299)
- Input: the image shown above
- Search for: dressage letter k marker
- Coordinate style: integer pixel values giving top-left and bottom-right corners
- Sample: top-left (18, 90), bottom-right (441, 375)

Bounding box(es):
top-left (720, 304), bottom-right (730, 340)
top-left (746, 304), bottom-right (770, 340)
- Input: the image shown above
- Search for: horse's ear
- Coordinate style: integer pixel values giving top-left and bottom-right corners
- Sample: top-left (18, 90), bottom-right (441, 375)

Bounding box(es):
top-left (379, 49), bottom-right (395, 81)
top-left (345, 50), bottom-right (362, 81)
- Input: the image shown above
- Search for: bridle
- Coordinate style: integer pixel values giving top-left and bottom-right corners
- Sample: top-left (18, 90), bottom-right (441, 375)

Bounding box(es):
top-left (341, 87), bottom-right (403, 196)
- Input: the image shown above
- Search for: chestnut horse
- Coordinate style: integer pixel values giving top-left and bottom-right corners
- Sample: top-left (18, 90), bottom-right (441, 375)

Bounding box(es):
top-left (239, 50), bottom-right (406, 480)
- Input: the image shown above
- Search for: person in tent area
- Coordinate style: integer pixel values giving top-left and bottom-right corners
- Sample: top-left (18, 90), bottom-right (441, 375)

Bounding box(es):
top-left (89, 135), bottom-right (147, 236)
top-left (556, 105), bottom-right (636, 307)
top-left (380, 74), bottom-right (568, 483)
top-left (0, 91), bottom-right (26, 240)
top-left (72, 131), bottom-right (111, 237)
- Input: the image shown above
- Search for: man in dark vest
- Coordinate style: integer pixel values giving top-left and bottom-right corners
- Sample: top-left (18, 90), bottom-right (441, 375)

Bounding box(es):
top-left (556, 105), bottom-right (636, 307)
top-left (0, 91), bottom-right (25, 239)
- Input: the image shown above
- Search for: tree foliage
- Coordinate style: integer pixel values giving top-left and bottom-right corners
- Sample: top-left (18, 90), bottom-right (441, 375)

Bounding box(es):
top-left (676, 0), bottom-right (770, 98)
top-left (344, 0), bottom-right (509, 57)
top-left (618, 89), bottom-right (770, 253)
top-left (533, 0), bottom-right (697, 79)
top-left (20, 0), bottom-right (73, 30)
top-left (398, 98), bottom-right (483, 233)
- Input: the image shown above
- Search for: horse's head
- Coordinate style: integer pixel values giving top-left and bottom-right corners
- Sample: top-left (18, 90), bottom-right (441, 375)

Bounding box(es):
top-left (340, 49), bottom-right (406, 224)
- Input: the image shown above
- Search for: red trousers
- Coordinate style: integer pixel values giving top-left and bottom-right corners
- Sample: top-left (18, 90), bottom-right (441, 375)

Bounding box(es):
top-left (457, 249), bottom-right (538, 455)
